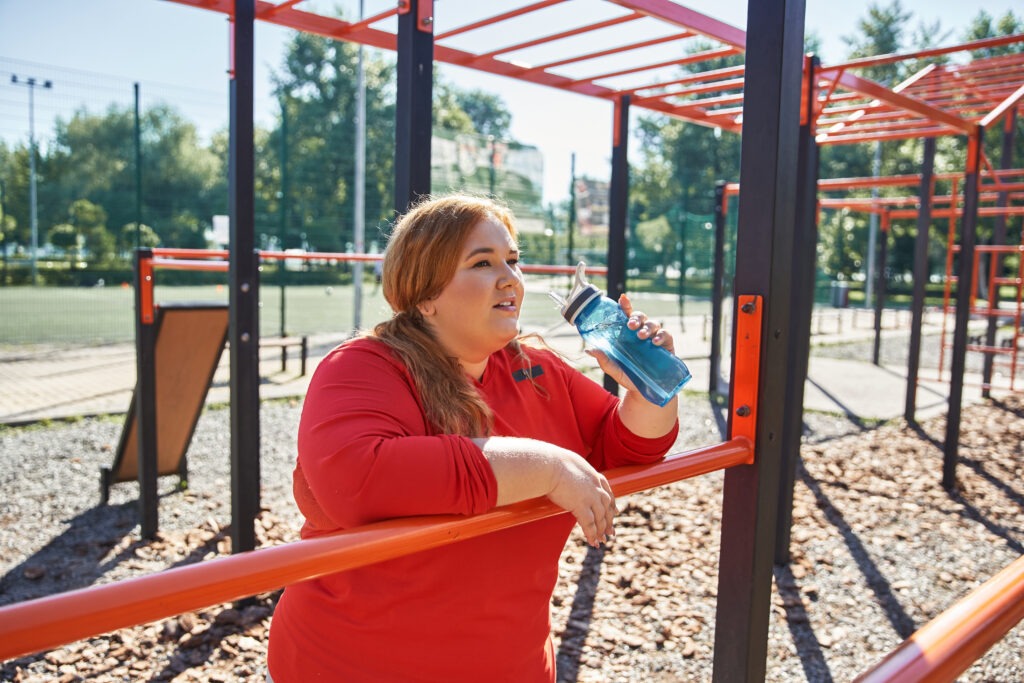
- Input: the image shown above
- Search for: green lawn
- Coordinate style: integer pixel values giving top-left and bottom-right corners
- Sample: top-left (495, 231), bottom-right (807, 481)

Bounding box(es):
top-left (1, 277), bottom-right (715, 347)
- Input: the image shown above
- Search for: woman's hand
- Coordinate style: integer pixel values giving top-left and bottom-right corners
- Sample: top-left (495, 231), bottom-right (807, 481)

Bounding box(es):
top-left (475, 436), bottom-right (617, 548)
top-left (586, 293), bottom-right (676, 393)
top-left (585, 294), bottom-right (680, 438)
top-left (546, 451), bottom-right (617, 548)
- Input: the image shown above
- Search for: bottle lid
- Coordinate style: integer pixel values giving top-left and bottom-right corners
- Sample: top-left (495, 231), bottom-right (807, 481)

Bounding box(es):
top-left (560, 262), bottom-right (603, 325)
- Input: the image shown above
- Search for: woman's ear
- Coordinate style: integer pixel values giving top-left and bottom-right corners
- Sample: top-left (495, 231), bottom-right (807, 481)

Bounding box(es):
top-left (417, 300), bottom-right (436, 317)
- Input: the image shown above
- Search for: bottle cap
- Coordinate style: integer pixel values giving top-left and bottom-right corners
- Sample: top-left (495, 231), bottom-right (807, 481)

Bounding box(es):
top-left (560, 262), bottom-right (603, 325)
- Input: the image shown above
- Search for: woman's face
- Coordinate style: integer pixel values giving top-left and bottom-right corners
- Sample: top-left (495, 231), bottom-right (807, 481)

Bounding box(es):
top-left (419, 216), bottom-right (524, 368)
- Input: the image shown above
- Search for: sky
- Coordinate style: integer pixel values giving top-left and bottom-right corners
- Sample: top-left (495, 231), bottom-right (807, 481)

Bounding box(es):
top-left (0, 0), bottom-right (1020, 204)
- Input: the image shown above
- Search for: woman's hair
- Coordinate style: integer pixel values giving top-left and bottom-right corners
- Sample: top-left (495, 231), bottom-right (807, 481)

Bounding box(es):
top-left (370, 194), bottom-right (522, 436)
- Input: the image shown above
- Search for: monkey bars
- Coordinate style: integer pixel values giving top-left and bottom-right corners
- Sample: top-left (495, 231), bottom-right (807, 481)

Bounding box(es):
top-left (166, 0), bottom-right (1024, 143)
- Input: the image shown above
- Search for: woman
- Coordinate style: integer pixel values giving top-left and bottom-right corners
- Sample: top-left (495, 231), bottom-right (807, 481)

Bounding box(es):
top-left (267, 194), bottom-right (680, 682)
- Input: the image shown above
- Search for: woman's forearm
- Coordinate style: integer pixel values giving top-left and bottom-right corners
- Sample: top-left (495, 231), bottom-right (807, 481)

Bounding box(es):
top-left (472, 436), bottom-right (562, 506)
top-left (617, 391), bottom-right (679, 439)
top-left (472, 436), bottom-right (616, 547)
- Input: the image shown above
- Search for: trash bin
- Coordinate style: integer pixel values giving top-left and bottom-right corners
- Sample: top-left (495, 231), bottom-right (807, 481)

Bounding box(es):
top-left (830, 281), bottom-right (849, 308)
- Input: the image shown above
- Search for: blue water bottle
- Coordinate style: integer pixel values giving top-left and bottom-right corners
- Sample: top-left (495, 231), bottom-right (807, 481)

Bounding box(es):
top-left (551, 262), bottom-right (691, 407)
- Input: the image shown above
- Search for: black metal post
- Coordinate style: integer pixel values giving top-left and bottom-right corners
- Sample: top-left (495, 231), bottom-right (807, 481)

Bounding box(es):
top-left (905, 136), bottom-right (936, 423)
top-left (982, 107), bottom-right (1016, 397)
top-left (712, 0), bottom-right (805, 678)
top-left (394, 0), bottom-right (433, 214)
top-left (134, 248), bottom-right (158, 539)
top-left (0, 180), bottom-right (8, 285)
top-left (872, 214), bottom-right (890, 365)
top-left (943, 127), bottom-right (983, 490)
top-left (774, 55), bottom-right (820, 565)
top-left (568, 152), bottom-right (576, 275)
top-left (279, 98), bottom-right (289, 338)
top-left (134, 83), bottom-right (143, 252)
top-left (605, 95), bottom-right (631, 396)
top-left (709, 181), bottom-right (727, 396)
top-left (229, 0), bottom-right (261, 553)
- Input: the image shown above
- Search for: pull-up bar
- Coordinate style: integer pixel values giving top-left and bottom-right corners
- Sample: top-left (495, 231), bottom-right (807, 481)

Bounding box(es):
top-left (0, 437), bottom-right (753, 662)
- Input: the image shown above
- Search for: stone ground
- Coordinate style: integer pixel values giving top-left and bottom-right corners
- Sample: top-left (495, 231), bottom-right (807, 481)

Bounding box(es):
top-left (1, 389), bottom-right (1022, 682)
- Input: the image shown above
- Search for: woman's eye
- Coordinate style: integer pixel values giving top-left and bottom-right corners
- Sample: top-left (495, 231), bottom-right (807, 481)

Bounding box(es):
top-left (507, 258), bottom-right (520, 267)
top-left (472, 259), bottom-right (491, 268)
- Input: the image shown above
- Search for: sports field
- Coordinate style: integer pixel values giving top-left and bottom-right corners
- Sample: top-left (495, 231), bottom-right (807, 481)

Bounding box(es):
top-left (0, 278), bottom-right (708, 346)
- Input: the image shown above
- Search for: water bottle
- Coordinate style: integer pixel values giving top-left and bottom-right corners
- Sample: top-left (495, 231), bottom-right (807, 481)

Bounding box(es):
top-left (550, 262), bottom-right (691, 407)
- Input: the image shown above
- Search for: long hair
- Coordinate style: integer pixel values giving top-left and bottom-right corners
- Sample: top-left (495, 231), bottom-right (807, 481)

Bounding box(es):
top-left (370, 194), bottom-right (520, 436)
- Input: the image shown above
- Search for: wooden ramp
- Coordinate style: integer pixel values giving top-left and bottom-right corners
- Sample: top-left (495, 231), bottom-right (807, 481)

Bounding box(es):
top-left (101, 303), bottom-right (228, 503)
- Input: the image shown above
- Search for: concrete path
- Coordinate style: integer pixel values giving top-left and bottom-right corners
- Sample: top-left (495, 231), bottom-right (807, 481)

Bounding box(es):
top-left (0, 306), bottom-right (1009, 425)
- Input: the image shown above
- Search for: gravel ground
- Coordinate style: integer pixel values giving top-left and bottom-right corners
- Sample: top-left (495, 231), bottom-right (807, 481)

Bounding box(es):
top-left (1, 386), bottom-right (1023, 682)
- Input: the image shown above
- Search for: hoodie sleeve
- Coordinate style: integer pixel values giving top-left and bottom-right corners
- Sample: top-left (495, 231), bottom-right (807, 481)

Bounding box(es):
top-left (295, 340), bottom-right (498, 531)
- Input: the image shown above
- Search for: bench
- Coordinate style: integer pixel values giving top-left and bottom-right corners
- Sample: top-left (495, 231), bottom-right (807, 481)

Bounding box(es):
top-left (261, 335), bottom-right (308, 375)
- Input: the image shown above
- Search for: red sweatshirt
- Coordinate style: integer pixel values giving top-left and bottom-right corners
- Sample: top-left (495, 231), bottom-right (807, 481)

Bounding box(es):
top-left (267, 337), bottom-right (677, 682)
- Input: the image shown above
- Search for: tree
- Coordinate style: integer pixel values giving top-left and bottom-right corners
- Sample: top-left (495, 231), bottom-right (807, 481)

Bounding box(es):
top-left (270, 30), bottom-right (396, 252)
top-left (120, 222), bottom-right (160, 256)
top-left (963, 10), bottom-right (1023, 57)
top-left (842, 0), bottom-right (913, 85)
top-left (48, 223), bottom-right (79, 265)
top-left (42, 104), bottom-right (223, 252)
top-left (68, 198), bottom-right (115, 265)
top-left (453, 88), bottom-right (512, 140)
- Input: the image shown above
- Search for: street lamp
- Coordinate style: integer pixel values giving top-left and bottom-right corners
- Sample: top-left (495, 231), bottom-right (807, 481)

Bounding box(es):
top-left (11, 74), bottom-right (53, 286)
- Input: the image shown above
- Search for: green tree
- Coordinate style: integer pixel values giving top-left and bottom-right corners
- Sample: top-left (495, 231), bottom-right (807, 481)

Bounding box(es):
top-left (842, 1), bottom-right (913, 85)
top-left (41, 104), bottom-right (222, 252)
top-left (48, 223), bottom-right (79, 265)
top-left (453, 88), bottom-right (512, 139)
top-left (963, 10), bottom-right (1023, 57)
top-left (68, 198), bottom-right (114, 265)
top-left (120, 222), bottom-right (160, 256)
top-left (270, 30), bottom-right (396, 252)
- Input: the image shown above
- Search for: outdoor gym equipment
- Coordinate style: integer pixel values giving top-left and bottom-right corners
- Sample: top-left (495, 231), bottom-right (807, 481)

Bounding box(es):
top-left (100, 302), bottom-right (228, 505)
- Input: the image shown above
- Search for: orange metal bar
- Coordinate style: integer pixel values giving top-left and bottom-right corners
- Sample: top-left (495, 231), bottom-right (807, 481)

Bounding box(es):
top-left (606, 0), bottom-right (746, 49)
top-left (528, 31), bottom-right (691, 75)
top-left (472, 13), bottom-right (642, 63)
top-left (624, 64), bottom-right (745, 98)
top-left (981, 83), bottom-right (1024, 129)
top-left (153, 247), bottom-right (229, 259)
top-left (151, 258), bottom-right (229, 272)
top-left (0, 438), bottom-right (753, 662)
top-left (854, 553), bottom-right (1024, 683)
top-left (433, 0), bottom-right (566, 41)
top-left (818, 127), bottom-right (950, 146)
top-left (152, 248), bottom-right (611, 275)
top-left (822, 34), bottom-right (1024, 75)
top-left (819, 175), bottom-right (922, 190)
top-left (138, 253), bottom-right (154, 325)
top-left (335, 5), bottom-right (402, 35)
top-left (729, 294), bottom-right (762, 449)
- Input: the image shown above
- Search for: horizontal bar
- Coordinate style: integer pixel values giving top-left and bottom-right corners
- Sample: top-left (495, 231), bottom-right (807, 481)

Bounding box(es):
top-left (854, 553), bottom-right (1024, 683)
top-left (0, 438), bottom-right (753, 662)
top-left (151, 258), bottom-right (229, 272)
top-left (150, 249), bottom-right (610, 276)
top-left (823, 33), bottom-right (1024, 74)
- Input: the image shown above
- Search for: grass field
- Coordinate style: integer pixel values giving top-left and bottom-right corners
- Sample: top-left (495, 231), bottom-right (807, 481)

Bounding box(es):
top-left (0, 277), bottom-right (710, 346)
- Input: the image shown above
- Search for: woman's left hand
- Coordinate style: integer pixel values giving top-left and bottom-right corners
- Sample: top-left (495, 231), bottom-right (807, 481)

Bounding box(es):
top-left (586, 294), bottom-right (676, 392)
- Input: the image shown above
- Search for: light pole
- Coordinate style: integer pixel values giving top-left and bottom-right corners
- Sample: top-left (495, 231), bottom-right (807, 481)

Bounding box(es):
top-left (11, 74), bottom-right (52, 286)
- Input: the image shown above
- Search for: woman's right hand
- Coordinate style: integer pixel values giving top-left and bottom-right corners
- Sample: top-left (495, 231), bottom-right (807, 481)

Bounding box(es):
top-left (546, 452), bottom-right (617, 547)
top-left (475, 436), bottom-right (618, 547)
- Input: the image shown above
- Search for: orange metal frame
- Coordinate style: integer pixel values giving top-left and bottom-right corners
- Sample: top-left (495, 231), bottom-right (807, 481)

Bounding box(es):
top-left (161, 0), bottom-right (1024, 143)
top-left (0, 437), bottom-right (754, 661)
top-left (854, 553), bottom-right (1024, 683)
top-left (136, 248), bottom-right (609, 322)
top-left (729, 294), bottom-right (761, 451)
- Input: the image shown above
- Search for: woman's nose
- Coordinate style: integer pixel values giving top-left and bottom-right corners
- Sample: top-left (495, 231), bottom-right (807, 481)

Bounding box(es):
top-left (498, 264), bottom-right (521, 287)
